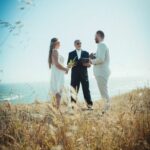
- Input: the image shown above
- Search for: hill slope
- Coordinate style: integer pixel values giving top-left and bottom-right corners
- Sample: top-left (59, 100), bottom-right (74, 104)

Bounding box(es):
top-left (0, 88), bottom-right (150, 150)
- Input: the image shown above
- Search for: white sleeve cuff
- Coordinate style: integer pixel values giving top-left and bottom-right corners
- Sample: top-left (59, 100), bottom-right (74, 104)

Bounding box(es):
top-left (91, 59), bottom-right (96, 65)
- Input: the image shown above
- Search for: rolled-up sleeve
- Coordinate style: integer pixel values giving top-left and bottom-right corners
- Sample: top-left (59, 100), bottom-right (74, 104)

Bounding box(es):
top-left (91, 44), bottom-right (106, 65)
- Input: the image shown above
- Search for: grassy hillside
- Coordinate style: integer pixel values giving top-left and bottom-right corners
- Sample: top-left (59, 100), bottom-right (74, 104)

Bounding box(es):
top-left (0, 88), bottom-right (150, 150)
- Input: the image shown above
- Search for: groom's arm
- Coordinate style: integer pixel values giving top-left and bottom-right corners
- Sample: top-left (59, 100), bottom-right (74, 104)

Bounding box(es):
top-left (91, 44), bottom-right (106, 65)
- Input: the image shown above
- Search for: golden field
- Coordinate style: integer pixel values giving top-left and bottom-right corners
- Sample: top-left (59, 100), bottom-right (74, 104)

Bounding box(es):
top-left (0, 88), bottom-right (150, 150)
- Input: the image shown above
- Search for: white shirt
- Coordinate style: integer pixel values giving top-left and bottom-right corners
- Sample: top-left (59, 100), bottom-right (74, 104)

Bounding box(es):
top-left (91, 42), bottom-right (110, 79)
top-left (76, 49), bottom-right (82, 59)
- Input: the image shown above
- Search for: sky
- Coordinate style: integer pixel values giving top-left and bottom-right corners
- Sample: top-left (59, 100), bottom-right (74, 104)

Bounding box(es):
top-left (0, 0), bottom-right (150, 83)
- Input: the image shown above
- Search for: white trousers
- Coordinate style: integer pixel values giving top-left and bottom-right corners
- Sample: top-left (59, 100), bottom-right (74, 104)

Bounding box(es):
top-left (95, 76), bottom-right (110, 101)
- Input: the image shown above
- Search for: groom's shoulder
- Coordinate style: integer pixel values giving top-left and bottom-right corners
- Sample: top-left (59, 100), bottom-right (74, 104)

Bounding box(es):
top-left (99, 43), bottom-right (109, 50)
top-left (100, 43), bottom-right (106, 47)
top-left (100, 43), bottom-right (108, 48)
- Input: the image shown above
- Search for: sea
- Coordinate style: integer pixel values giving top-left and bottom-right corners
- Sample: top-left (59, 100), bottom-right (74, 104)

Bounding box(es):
top-left (0, 77), bottom-right (150, 104)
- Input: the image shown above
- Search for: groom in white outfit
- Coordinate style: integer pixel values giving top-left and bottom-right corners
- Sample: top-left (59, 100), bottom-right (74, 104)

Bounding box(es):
top-left (90, 30), bottom-right (111, 112)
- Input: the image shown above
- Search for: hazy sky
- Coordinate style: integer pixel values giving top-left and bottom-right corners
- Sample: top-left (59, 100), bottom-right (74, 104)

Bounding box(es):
top-left (0, 0), bottom-right (150, 83)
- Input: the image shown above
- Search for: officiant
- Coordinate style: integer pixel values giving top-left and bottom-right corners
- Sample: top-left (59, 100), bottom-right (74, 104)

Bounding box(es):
top-left (67, 40), bottom-right (93, 109)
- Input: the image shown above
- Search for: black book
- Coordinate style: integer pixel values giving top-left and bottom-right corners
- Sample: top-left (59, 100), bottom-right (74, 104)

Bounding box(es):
top-left (80, 58), bottom-right (89, 63)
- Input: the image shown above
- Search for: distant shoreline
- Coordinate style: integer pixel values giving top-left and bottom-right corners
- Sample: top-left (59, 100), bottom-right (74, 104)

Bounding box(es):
top-left (0, 87), bottom-right (149, 105)
top-left (0, 77), bottom-right (150, 104)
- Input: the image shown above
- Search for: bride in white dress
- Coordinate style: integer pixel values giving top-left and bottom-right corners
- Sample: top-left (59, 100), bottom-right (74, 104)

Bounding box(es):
top-left (48, 38), bottom-right (69, 109)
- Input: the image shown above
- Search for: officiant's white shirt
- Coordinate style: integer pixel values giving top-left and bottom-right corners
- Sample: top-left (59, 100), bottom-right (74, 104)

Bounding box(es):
top-left (91, 42), bottom-right (110, 79)
top-left (76, 49), bottom-right (82, 59)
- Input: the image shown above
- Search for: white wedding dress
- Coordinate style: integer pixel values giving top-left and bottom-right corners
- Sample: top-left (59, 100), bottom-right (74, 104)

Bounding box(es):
top-left (50, 50), bottom-right (65, 95)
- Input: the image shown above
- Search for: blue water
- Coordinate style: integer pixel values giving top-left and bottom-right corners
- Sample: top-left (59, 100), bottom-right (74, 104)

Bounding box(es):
top-left (0, 77), bottom-right (149, 104)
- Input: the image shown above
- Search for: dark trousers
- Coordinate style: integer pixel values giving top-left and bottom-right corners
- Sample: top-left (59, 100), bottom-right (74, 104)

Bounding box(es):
top-left (71, 74), bottom-right (93, 105)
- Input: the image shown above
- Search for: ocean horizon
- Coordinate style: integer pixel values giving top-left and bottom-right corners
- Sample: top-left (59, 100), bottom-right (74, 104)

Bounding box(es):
top-left (0, 76), bottom-right (150, 104)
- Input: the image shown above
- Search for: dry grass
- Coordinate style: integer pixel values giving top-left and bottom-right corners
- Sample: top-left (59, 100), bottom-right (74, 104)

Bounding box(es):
top-left (0, 88), bottom-right (150, 150)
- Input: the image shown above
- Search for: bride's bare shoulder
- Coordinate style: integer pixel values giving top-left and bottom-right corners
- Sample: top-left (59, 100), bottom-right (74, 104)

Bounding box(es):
top-left (52, 49), bottom-right (58, 56)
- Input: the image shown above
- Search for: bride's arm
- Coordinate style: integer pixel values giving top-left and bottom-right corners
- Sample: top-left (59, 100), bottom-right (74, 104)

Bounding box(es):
top-left (52, 50), bottom-right (68, 72)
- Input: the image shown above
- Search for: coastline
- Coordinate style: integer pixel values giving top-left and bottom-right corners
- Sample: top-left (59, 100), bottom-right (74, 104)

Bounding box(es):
top-left (0, 76), bottom-right (150, 104)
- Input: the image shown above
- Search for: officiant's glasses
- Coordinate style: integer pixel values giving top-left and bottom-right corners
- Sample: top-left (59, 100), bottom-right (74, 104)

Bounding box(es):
top-left (76, 42), bottom-right (81, 45)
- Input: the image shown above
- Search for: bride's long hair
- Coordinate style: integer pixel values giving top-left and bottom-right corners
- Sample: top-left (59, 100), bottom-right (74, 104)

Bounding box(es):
top-left (48, 38), bottom-right (58, 68)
